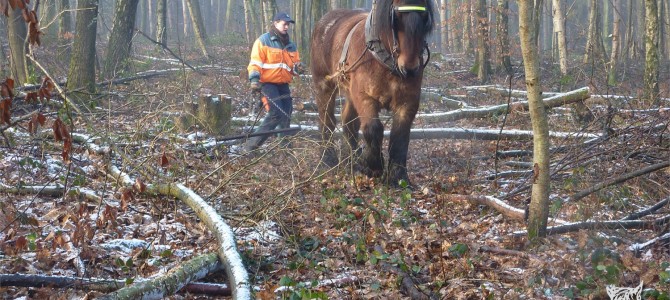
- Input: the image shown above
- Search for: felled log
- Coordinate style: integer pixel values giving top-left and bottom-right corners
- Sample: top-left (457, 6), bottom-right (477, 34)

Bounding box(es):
top-left (420, 87), bottom-right (590, 123)
top-left (98, 253), bottom-right (222, 300)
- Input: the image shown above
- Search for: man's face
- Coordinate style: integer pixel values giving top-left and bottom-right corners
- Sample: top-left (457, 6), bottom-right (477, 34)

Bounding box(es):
top-left (274, 20), bottom-right (290, 35)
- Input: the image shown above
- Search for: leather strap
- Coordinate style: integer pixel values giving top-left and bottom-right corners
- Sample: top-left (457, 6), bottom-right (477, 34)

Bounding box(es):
top-left (364, 8), bottom-right (398, 75)
top-left (339, 22), bottom-right (362, 67)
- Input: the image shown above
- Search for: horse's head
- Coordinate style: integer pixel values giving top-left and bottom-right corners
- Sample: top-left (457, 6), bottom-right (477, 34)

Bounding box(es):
top-left (391, 0), bottom-right (434, 77)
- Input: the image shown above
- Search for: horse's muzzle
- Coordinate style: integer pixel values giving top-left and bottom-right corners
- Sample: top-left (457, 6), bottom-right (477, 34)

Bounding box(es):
top-left (398, 65), bottom-right (420, 78)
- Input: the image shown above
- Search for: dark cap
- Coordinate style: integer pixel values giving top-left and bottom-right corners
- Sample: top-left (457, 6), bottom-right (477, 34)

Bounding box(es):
top-left (273, 12), bottom-right (295, 24)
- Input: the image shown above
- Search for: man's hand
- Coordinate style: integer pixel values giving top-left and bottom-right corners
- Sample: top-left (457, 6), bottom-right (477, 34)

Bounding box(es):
top-left (293, 62), bottom-right (306, 75)
top-left (250, 81), bottom-right (261, 93)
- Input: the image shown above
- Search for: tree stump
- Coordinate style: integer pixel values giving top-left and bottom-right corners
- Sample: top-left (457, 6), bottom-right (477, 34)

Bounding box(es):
top-left (177, 95), bottom-right (232, 134)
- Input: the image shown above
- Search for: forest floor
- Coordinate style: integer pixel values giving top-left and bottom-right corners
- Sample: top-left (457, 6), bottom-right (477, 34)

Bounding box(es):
top-left (1, 42), bottom-right (670, 299)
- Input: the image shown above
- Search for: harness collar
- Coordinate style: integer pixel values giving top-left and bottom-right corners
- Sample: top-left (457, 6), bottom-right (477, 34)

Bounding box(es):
top-left (364, 2), bottom-right (430, 77)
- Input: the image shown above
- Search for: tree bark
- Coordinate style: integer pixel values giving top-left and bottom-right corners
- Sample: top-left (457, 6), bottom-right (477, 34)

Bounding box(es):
top-left (519, 0), bottom-right (551, 239)
top-left (476, 0), bottom-right (491, 83)
top-left (440, 0), bottom-right (448, 53)
top-left (450, 0), bottom-right (461, 53)
top-left (243, 0), bottom-right (253, 46)
top-left (66, 0), bottom-right (99, 105)
top-left (496, 0), bottom-right (512, 75)
top-left (463, 0), bottom-right (472, 53)
top-left (608, 0), bottom-right (621, 86)
top-left (156, 0), bottom-right (167, 48)
top-left (7, 6), bottom-right (29, 85)
top-left (102, 0), bottom-right (140, 79)
top-left (583, 0), bottom-right (606, 64)
top-left (552, 0), bottom-right (567, 75)
top-left (643, 0), bottom-right (660, 104)
top-left (186, 0), bottom-right (209, 57)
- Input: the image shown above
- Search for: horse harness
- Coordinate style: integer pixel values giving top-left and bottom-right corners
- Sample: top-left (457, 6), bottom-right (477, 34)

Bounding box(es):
top-left (330, 2), bottom-right (431, 80)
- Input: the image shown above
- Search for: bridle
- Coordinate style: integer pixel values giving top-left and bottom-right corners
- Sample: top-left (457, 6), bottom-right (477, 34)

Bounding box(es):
top-left (365, 1), bottom-right (431, 77)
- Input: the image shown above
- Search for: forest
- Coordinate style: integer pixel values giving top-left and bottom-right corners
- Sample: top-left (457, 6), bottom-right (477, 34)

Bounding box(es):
top-left (0, 0), bottom-right (669, 299)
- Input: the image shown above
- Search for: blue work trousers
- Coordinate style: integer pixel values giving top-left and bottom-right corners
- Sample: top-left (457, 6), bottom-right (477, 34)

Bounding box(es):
top-left (245, 83), bottom-right (293, 151)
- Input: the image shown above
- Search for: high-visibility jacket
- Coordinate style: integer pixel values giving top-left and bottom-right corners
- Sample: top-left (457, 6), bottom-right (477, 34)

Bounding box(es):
top-left (248, 32), bottom-right (301, 84)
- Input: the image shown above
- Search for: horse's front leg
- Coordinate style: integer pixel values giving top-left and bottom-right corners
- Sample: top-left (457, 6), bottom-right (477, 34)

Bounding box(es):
top-left (386, 103), bottom-right (419, 186)
top-left (357, 102), bottom-right (384, 178)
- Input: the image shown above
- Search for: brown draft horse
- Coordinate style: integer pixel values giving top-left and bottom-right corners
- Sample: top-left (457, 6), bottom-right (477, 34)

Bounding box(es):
top-left (310, 0), bottom-right (434, 186)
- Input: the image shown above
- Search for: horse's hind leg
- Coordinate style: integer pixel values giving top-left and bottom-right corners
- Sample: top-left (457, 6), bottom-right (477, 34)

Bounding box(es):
top-left (341, 99), bottom-right (361, 169)
top-left (315, 81), bottom-right (339, 168)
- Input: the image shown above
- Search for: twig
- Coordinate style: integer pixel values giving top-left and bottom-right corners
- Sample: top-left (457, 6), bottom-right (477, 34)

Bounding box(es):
top-left (25, 54), bottom-right (83, 116)
top-left (569, 161), bottom-right (670, 202)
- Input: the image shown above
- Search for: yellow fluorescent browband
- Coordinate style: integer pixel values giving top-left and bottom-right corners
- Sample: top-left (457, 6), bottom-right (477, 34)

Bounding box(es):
top-left (395, 6), bottom-right (427, 12)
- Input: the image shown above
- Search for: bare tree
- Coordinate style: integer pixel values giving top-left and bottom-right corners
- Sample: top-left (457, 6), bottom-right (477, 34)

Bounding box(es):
top-left (7, 6), bottom-right (29, 85)
top-left (518, 0), bottom-right (550, 239)
top-left (440, 0), bottom-right (448, 53)
top-left (608, 0), bottom-right (622, 85)
top-left (156, 0), bottom-right (167, 47)
top-left (495, 0), bottom-right (511, 75)
top-left (67, 0), bottom-right (100, 105)
top-left (643, 0), bottom-right (659, 104)
top-left (102, 0), bottom-right (140, 79)
top-left (186, 0), bottom-right (209, 57)
top-left (583, 0), bottom-right (606, 64)
top-left (552, 0), bottom-right (567, 75)
top-left (476, 0), bottom-right (491, 82)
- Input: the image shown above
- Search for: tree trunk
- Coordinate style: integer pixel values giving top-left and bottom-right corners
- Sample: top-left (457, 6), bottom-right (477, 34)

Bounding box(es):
top-left (225, 0), bottom-right (233, 33)
top-left (181, 0), bottom-right (191, 37)
top-left (476, 0), bottom-right (491, 82)
top-left (243, 0), bottom-right (253, 46)
top-left (67, 0), bottom-right (99, 105)
top-left (644, 0), bottom-right (659, 104)
top-left (102, 0), bottom-right (140, 79)
top-left (440, 0), bottom-right (448, 53)
top-left (496, 0), bottom-right (512, 75)
top-left (450, 0), bottom-right (461, 53)
top-left (0, 18), bottom-right (6, 77)
top-left (584, 0), bottom-right (606, 64)
top-left (608, 0), bottom-right (621, 85)
top-left (7, 7), bottom-right (29, 85)
top-left (664, 0), bottom-right (670, 59)
top-left (186, 0), bottom-right (209, 57)
top-left (156, 0), bottom-right (167, 47)
top-left (463, 0), bottom-right (472, 53)
top-left (262, 0), bottom-right (277, 32)
top-left (552, 0), bottom-right (567, 75)
top-left (518, 0), bottom-right (551, 239)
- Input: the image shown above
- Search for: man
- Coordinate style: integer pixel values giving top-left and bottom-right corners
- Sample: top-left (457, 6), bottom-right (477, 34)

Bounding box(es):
top-left (242, 12), bottom-right (303, 153)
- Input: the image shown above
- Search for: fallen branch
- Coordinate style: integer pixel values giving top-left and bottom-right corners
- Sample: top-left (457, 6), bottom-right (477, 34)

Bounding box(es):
top-left (149, 184), bottom-right (250, 300)
top-left (622, 198), bottom-right (670, 221)
top-left (296, 125), bottom-right (599, 141)
top-left (512, 215), bottom-right (670, 236)
top-left (471, 243), bottom-right (540, 261)
top-left (274, 273), bottom-right (361, 294)
top-left (96, 140), bottom-right (251, 299)
top-left (569, 161), bottom-right (670, 202)
top-left (445, 194), bottom-right (569, 225)
top-left (419, 87), bottom-right (590, 123)
top-left (628, 232), bottom-right (670, 252)
top-left (98, 252), bottom-right (222, 300)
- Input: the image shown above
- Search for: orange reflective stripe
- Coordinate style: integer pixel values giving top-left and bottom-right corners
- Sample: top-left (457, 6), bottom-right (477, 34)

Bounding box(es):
top-left (262, 96), bottom-right (270, 112)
